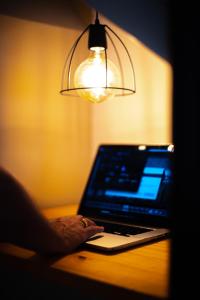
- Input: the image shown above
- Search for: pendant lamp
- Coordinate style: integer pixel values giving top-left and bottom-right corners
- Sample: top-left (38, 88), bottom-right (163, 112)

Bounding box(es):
top-left (60, 12), bottom-right (136, 104)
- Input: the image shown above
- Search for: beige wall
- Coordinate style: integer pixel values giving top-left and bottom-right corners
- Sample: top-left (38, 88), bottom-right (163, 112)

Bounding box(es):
top-left (0, 12), bottom-right (172, 208)
top-left (0, 14), bottom-right (92, 208)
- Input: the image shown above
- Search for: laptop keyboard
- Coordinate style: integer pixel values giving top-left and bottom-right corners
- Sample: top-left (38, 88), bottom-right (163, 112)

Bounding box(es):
top-left (95, 221), bottom-right (152, 237)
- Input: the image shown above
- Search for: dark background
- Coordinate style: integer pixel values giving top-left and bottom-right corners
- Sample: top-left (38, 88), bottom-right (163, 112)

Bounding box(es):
top-left (170, 1), bottom-right (200, 299)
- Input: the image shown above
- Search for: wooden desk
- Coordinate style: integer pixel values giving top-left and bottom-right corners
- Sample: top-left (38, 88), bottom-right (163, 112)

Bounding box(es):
top-left (0, 205), bottom-right (169, 300)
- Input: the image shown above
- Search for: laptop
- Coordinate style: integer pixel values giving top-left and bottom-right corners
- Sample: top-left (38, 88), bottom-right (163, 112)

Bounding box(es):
top-left (78, 144), bottom-right (173, 252)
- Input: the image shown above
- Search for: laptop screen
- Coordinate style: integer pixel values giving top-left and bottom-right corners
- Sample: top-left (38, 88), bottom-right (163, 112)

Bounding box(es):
top-left (78, 145), bottom-right (173, 227)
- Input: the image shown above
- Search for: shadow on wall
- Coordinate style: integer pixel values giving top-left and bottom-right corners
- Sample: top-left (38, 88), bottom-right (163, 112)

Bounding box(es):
top-left (85, 0), bottom-right (170, 61)
top-left (0, 0), bottom-right (92, 29)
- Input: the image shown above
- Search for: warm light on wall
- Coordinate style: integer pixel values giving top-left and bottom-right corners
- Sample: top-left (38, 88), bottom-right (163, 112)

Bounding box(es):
top-left (60, 12), bottom-right (136, 103)
top-left (0, 14), bottom-right (92, 208)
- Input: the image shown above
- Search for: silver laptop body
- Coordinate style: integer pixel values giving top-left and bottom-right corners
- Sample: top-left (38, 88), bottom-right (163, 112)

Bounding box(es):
top-left (78, 144), bottom-right (173, 252)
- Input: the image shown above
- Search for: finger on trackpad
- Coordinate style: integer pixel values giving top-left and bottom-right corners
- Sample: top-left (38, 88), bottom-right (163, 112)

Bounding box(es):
top-left (87, 234), bottom-right (104, 241)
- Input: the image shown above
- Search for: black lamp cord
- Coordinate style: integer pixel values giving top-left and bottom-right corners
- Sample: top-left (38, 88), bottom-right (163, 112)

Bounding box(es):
top-left (95, 11), bottom-right (100, 24)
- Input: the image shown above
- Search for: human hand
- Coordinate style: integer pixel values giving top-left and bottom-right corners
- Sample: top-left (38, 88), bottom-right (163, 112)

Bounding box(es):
top-left (49, 215), bottom-right (104, 252)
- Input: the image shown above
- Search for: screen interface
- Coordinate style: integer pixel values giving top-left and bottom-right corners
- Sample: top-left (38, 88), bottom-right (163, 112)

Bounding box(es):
top-left (80, 145), bottom-right (173, 225)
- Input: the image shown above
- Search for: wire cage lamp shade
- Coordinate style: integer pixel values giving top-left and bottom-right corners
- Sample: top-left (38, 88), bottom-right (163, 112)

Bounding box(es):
top-left (60, 12), bottom-right (136, 104)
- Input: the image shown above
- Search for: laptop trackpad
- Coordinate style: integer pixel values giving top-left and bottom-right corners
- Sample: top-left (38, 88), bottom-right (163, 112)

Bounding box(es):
top-left (86, 232), bottom-right (138, 248)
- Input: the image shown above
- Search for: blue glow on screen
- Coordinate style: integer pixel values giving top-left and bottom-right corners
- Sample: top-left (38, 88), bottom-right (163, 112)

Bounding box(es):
top-left (105, 176), bottom-right (162, 200)
top-left (143, 167), bottom-right (164, 175)
top-left (148, 149), bottom-right (168, 152)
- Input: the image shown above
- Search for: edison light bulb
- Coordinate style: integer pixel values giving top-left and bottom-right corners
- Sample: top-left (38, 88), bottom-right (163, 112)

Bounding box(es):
top-left (74, 47), bottom-right (120, 103)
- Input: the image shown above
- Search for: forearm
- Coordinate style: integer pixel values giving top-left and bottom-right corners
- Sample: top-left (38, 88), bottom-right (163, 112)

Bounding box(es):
top-left (0, 168), bottom-right (103, 254)
top-left (8, 207), bottom-right (69, 255)
top-left (0, 168), bottom-right (68, 255)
